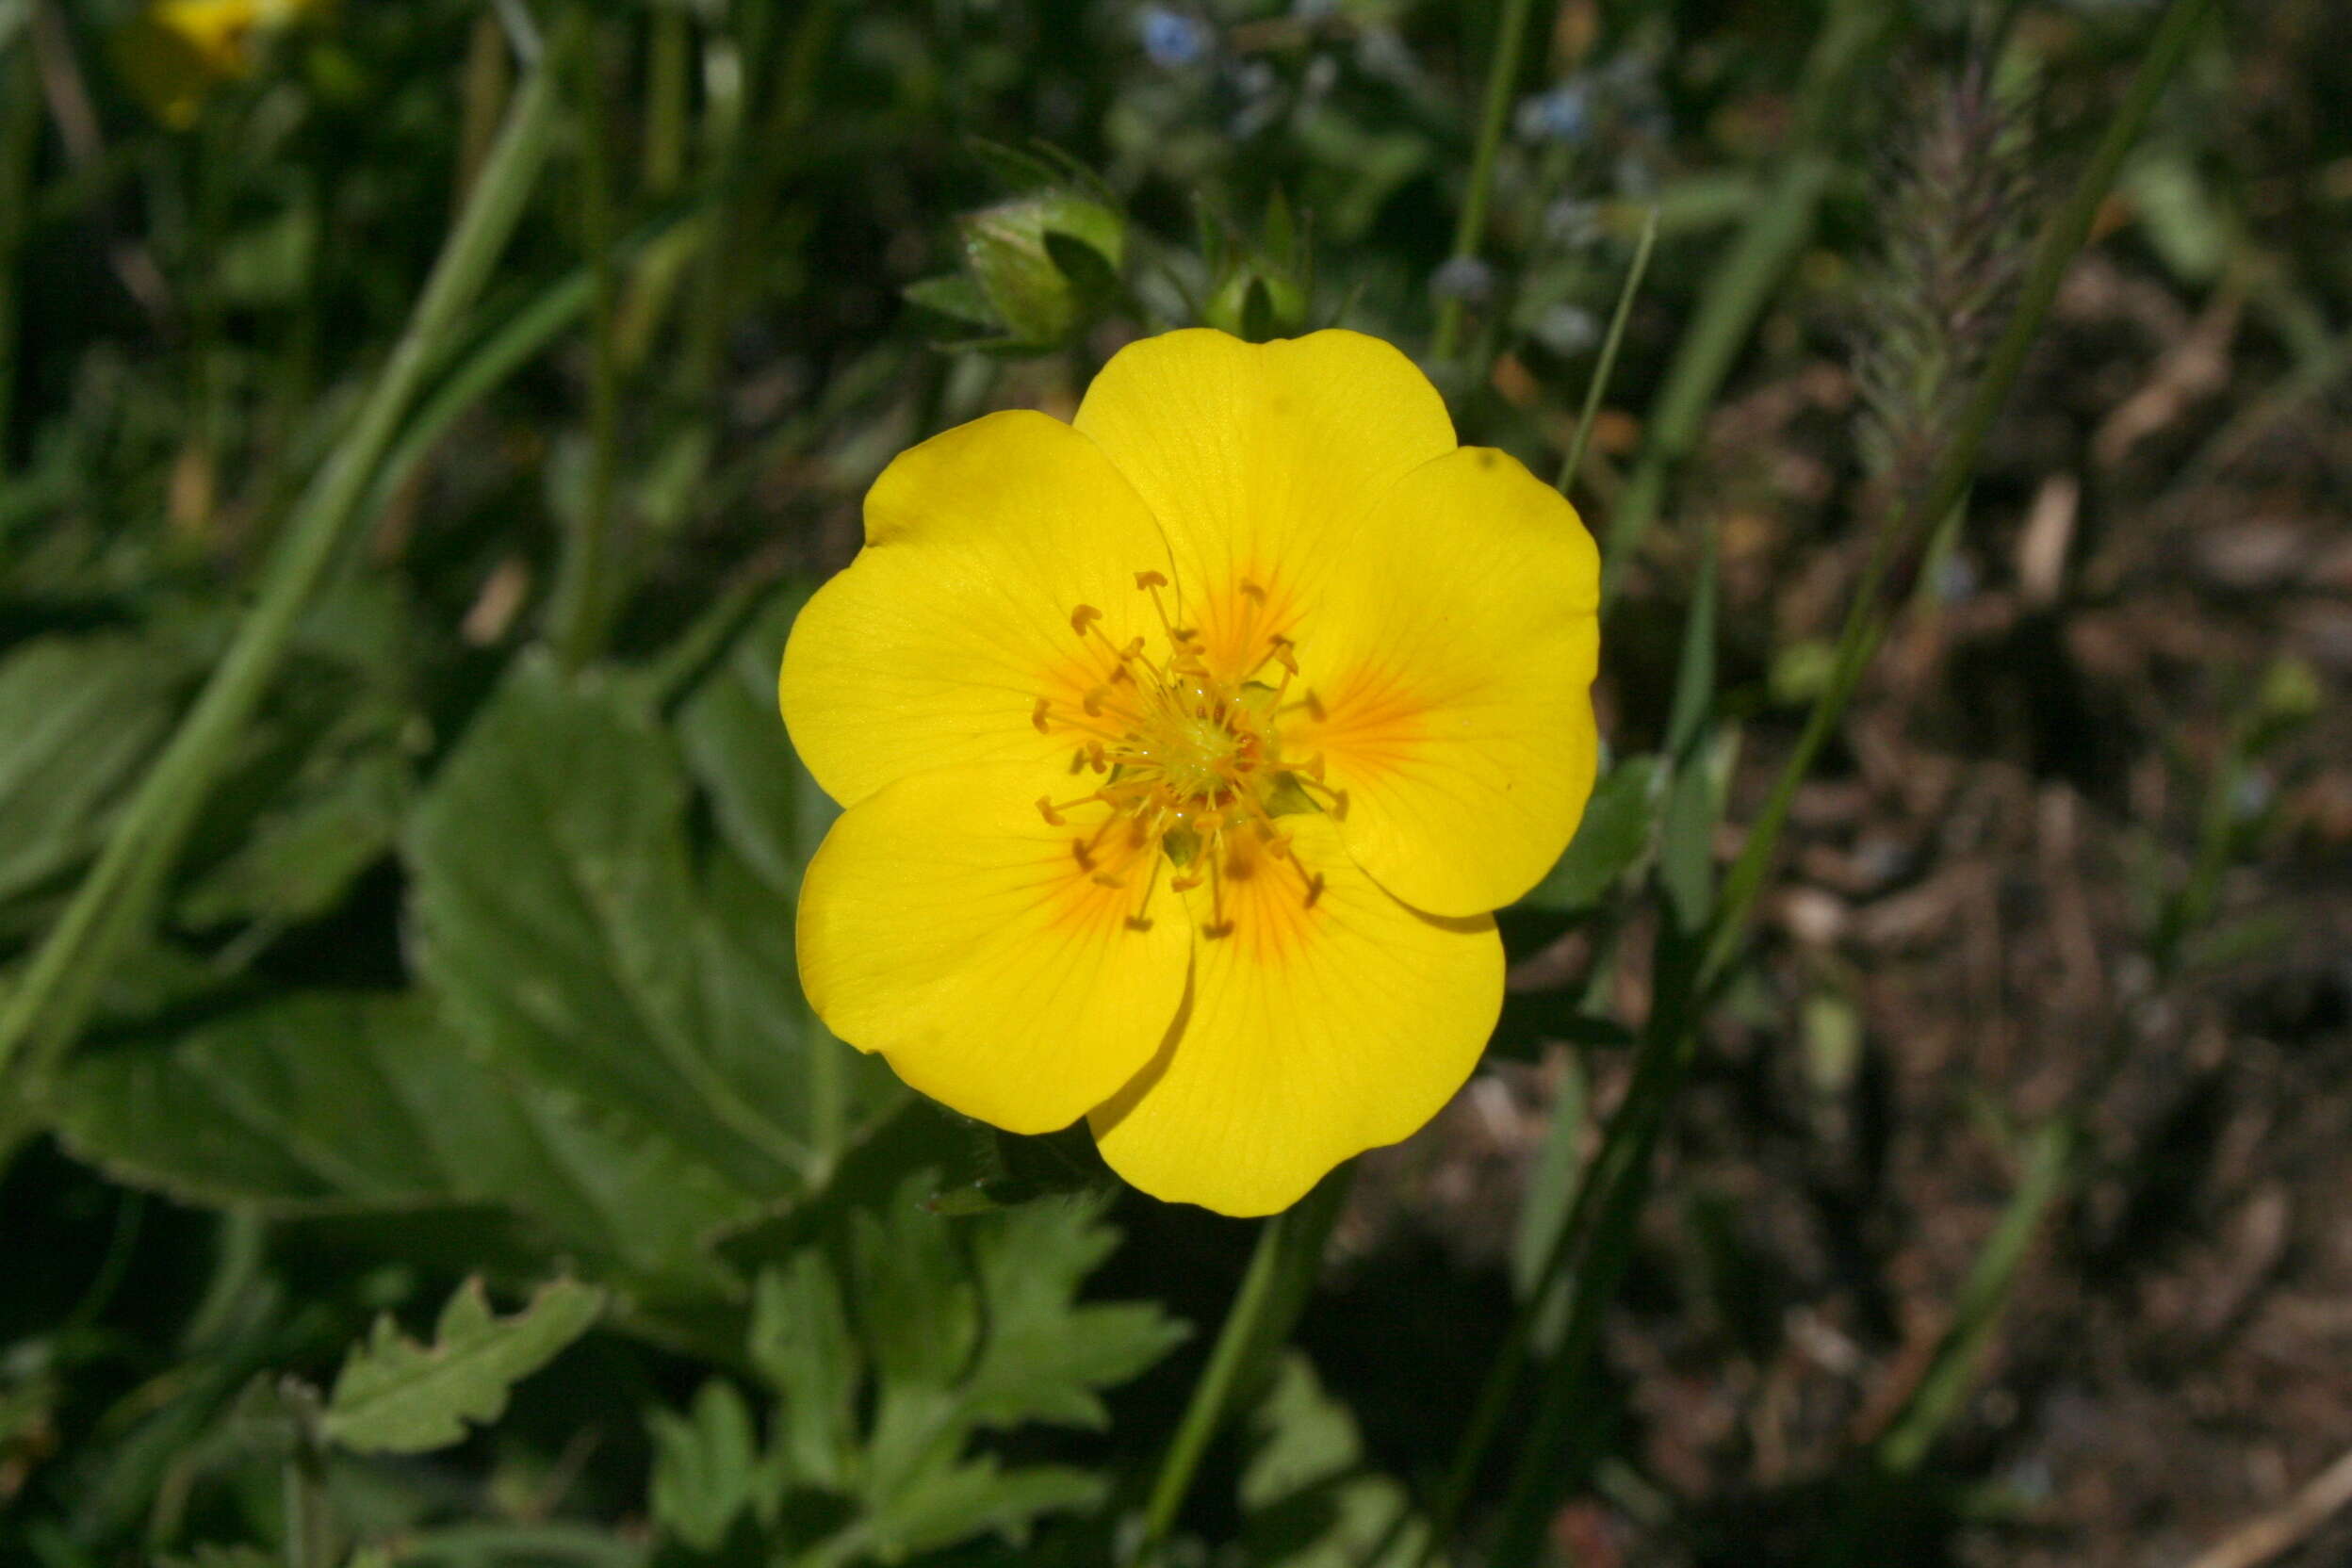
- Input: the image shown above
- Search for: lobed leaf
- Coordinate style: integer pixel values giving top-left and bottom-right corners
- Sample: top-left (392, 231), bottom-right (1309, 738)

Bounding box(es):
top-left (323, 1276), bottom-right (605, 1454)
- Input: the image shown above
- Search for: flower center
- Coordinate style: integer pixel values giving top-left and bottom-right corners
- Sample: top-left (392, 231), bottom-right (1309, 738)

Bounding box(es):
top-left (1030, 571), bottom-right (1339, 934)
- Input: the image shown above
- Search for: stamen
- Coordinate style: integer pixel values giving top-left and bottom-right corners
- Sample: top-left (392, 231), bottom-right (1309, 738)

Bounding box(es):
top-left (1134, 569), bottom-right (1168, 590)
top-left (1125, 851), bottom-right (1164, 932)
top-left (1070, 603), bottom-right (1102, 637)
top-left (1202, 851), bottom-right (1233, 940)
top-left (1031, 697), bottom-right (1053, 733)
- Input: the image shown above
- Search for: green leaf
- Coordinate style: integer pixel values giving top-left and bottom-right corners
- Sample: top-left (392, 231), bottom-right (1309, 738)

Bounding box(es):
top-left (1240, 1353), bottom-right (1427, 1566)
top-left (675, 590), bottom-right (835, 899)
top-left (323, 1276), bottom-right (605, 1454)
top-left (52, 992), bottom-right (754, 1298)
top-left (1517, 755), bottom-right (1661, 913)
top-left (747, 1252), bottom-right (859, 1489)
top-left (649, 1381), bottom-right (782, 1551)
top-left (1660, 727), bottom-right (1740, 935)
top-left (722, 1178), bottom-right (1183, 1560)
top-left (673, 592), bottom-right (902, 1177)
top-left (177, 747), bottom-right (409, 929)
top-left (901, 274), bottom-right (1001, 330)
top-left (0, 634), bottom-right (187, 918)
top-left (956, 1195), bottom-right (1190, 1431)
top-left (865, 1457), bottom-right (1102, 1560)
top-left (405, 654), bottom-right (816, 1198)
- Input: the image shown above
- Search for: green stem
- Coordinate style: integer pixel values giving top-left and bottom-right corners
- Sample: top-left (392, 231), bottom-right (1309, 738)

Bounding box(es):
top-left (0, 36), bottom-right (38, 477)
top-left (1430, 0), bottom-right (1535, 364)
top-left (1429, 2), bottom-right (2215, 1556)
top-left (1817, 1118), bottom-right (2076, 1567)
top-left (1596, 0), bottom-right (1887, 608)
top-left (553, 18), bottom-right (621, 671)
top-left (1705, 0), bottom-right (2217, 989)
top-left (1134, 1168), bottom-right (1352, 1564)
top-left (0, 24), bottom-right (574, 1095)
top-left (1555, 206), bottom-right (1659, 497)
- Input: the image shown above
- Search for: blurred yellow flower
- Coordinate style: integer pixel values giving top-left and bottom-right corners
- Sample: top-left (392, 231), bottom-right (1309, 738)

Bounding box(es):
top-left (782, 329), bottom-right (1600, 1216)
top-left (114, 0), bottom-right (318, 128)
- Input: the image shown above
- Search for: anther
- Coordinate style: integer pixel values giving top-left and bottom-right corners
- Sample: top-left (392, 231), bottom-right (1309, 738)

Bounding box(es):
top-left (1031, 697), bottom-right (1053, 733)
top-left (1303, 690), bottom-right (1326, 722)
top-left (1090, 871), bottom-right (1127, 889)
top-left (1083, 686), bottom-right (1113, 716)
top-left (1134, 570), bottom-right (1168, 590)
top-left (1268, 638), bottom-right (1299, 677)
top-left (1238, 580), bottom-right (1266, 602)
top-left (1037, 796), bottom-right (1065, 826)
top-left (1302, 874), bottom-right (1326, 908)
top-left (1070, 603), bottom-right (1102, 636)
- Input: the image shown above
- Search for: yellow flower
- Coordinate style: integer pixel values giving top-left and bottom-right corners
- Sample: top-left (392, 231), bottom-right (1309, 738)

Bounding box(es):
top-left (114, 0), bottom-right (318, 128)
top-left (781, 329), bottom-right (1600, 1216)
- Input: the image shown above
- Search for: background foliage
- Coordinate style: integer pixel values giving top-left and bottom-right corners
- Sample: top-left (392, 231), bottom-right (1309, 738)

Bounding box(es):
top-left (4, 0), bottom-right (2348, 1565)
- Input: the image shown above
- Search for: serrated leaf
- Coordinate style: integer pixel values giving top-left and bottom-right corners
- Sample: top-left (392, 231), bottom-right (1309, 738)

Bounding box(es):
top-left (177, 746), bottom-right (409, 928)
top-left (747, 1253), bottom-right (858, 1489)
top-left (675, 596), bottom-right (904, 1177)
top-left (405, 654), bottom-right (813, 1198)
top-left (0, 634), bottom-right (187, 917)
top-left (1518, 754), bottom-right (1661, 913)
top-left (726, 1178), bottom-right (1182, 1560)
top-left (649, 1380), bottom-right (782, 1550)
top-left (324, 1277), bottom-right (604, 1454)
top-left (52, 992), bottom-right (753, 1298)
top-left (901, 274), bottom-right (1001, 329)
top-left (1241, 1354), bottom-right (1428, 1567)
top-left (956, 1195), bottom-right (1189, 1431)
top-left (867, 1457), bottom-right (1102, 1560)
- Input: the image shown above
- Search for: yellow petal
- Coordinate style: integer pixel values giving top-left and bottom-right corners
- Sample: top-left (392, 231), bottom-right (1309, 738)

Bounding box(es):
top-left (1285, 445), bottom-right (1600, 917)
top-left (1071, 329), bottom-right (1456, 685)
top-left (1088, 814), bottom-right (1501, 1216)
top-left (797, 761), bottom-right (1191, 1135)
top-left (781, 410), bottom-right (1173, 808)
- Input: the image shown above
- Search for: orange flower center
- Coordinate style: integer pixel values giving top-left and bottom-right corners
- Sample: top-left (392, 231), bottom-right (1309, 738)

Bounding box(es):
top-left (1029, 571), bottom-right (1339, 934)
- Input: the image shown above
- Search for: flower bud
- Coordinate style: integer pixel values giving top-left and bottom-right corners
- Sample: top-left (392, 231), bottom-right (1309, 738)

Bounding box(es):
top-left (1203, 264), bottom-right (1308, 342)
top-left (956, 191), bottom-right (1127, 349)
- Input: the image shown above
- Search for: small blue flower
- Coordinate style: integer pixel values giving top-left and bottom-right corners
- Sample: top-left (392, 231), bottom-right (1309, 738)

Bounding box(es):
top-left (2232, 769), bottom-right (2275, 823)
top-left (1531, 303), bottom-right (1601, 357)
top-left (1935, 556), bottom-right (1979, 604)
top-left (1514, 84), bottom-right (1590, 143)
top-left (1430, 256), bottom-right (1495, 303)
top-left (1138, 7), bottom-right (1211, 68)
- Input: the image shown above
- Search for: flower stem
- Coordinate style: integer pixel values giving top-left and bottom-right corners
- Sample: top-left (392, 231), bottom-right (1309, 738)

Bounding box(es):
top-left (1595, 0), bottom-right (1887, 610)
top-left (1430, 0), bottom-right (1535, 364)
top-left (0, 35), bottom-right (38, 478)
top-left (1704, 0), bottom-right (2217, 988)
top-left (1134, 1166), bottom-right (1352, 1564)
top-left (0, 20), bottom-right (575, 1102)
top-left (1555, 206), bottom-right (1659, 498)
top-left (1429, 0), bottom-right (2216, 1555)
top-left (551, 12), bottom-right (622, 672)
